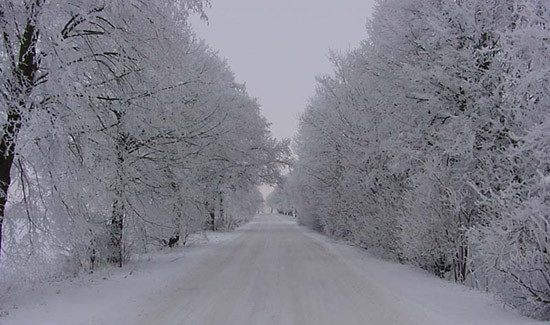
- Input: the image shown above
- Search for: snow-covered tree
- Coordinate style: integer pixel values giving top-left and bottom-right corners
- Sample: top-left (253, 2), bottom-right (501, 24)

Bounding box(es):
top-left (288, 0), bottom-right (550, 319)
top-left (0, 0), bottom-right (288, 283)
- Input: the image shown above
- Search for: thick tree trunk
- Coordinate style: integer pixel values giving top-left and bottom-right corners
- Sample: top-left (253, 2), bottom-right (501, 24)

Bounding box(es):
top-left (0, 132), bottom-right (17, 260)
top-left (219, 191), bottom-right (224, 229)
top-left (167, 186), bottom-right (182, 248)
top-left (205, 200), bottom-right (216, 232)
top-left (0, 2), bottom-right (40, 261)
top-left (454, 245), bottom-right (469, 283)
top-left (108, 132), bottom-right (126, 267)
top-left (210, 209), bottom-right (216, 232)
top-left (108, 195), bottom-right (124, 267)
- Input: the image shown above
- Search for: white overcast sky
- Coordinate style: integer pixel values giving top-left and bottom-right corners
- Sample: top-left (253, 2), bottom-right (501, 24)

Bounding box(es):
top-left (189, 0), bottom-right (376, 140)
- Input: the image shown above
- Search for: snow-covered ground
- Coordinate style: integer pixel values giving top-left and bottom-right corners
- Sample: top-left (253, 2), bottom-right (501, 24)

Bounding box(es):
top-left (0, 231), bottom-right (241, 325)
top-left (1, 214), bottom-right (547, 324)
top-left (300, 223), bottom-right (547, 325)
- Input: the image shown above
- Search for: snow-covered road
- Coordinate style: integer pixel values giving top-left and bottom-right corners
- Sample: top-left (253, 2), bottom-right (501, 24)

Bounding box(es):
top-left (137, 214), bottom-right (440, 325)
top-left (3, 214), bottom-right (544, 324)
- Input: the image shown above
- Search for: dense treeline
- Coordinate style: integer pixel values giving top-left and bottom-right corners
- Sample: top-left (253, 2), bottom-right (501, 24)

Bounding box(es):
top-left (0, 0), bottom-right (288, 283)
top-left (275, 0), bottom-right (550, 319)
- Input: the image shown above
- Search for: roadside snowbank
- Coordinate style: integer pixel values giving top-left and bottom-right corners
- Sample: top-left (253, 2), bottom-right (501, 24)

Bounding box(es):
top-left (0, 230), bottom-right (241, 325)
top-left (297, 217), bottom-right (547, 325)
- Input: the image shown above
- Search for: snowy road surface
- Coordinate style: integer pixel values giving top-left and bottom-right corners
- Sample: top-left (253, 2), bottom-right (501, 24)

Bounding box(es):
top-left (3, 214), bottom-right (544, 324)
top-left (138, 214), bottom-right (440, 325)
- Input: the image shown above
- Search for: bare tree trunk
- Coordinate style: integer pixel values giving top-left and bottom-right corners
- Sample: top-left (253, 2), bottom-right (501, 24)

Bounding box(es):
top-left (205, 201), bottom-right (216, 232)
top-left (210, 209), bottom-right (216, 232)
top-left (0, 1), bottom-right (41, 261)
top-left (219, 191), bottom-right (224, 229)
top-left (109, 194), bottom-right (124, 267)
top-left (108, 131), bottom-right (126, 267)
top-left (168, 209), bottom-right (181, 248)
top-left (454, 244), bottom-right (468, 283)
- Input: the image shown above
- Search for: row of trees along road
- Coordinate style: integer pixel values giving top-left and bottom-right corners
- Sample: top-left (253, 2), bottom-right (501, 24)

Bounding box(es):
top-left (272, 0), bottom-right (550, 320)
top-left (0, 0), bottom-right (289, 282)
